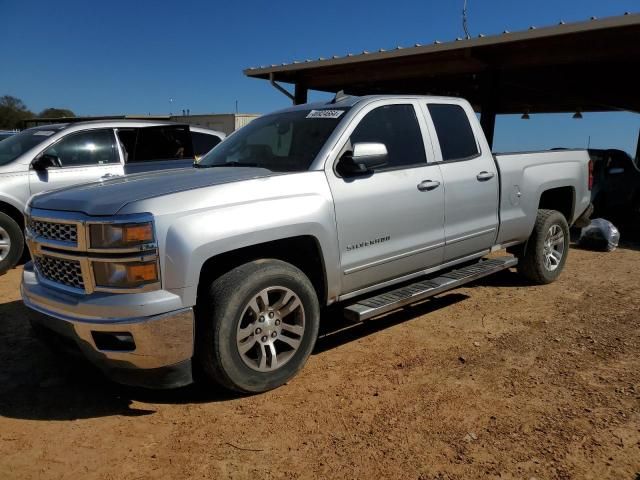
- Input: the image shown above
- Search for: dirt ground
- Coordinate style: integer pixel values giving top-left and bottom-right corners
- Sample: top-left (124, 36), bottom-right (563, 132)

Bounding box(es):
top-left (0, 244), bottom-right (639, 480)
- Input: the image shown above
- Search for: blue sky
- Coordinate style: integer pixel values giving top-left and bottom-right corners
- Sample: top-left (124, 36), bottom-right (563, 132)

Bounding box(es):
top-left (2, 0), bottom-right (639, 154)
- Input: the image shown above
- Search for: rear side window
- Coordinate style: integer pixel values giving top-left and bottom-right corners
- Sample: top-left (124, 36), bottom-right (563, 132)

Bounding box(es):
top-left (132, 126), bottom-right (194, 162)
top-left (116, 129), bottom-right (137, 163)
top-left (192, 132), bottom-right (222, 157)
top-left (428, 104), bottom-right (479, 161)
top-left (350, 104), bottom-right (427, 169)
top-left (44, 129), bottom-right (118, 167)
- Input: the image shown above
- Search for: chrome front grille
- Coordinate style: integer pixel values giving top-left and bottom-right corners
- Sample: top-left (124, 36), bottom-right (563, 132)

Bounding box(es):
top-left (33, 256), bottom-right (85, 291)
top-left (29, 219), bottom-right (78, 245)
top-left (26, 208), bottom-right (159, 295)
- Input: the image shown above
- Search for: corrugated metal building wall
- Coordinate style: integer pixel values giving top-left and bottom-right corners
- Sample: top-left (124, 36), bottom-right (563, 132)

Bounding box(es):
top-left (234, 114), bottom-right (258, 131)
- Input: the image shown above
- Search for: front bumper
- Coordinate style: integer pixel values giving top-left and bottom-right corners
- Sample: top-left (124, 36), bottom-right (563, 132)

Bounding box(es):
top-left (21, 262), bottom-right (194, 388)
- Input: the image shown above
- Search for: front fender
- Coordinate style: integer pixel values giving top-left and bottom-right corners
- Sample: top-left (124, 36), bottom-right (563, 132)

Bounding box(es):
top-left (161, 193), bottom-right (340, 306)
top-left (0, 172), bottom-right (30, 215)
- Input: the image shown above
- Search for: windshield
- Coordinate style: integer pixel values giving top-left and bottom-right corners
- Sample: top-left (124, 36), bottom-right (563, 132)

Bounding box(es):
top-left (198, 108), bottom-right (350, 172)
top-left (0, 129), bottom-right (57, 166)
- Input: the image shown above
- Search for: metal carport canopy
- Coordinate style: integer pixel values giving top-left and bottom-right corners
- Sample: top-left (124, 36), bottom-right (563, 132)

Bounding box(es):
top-left (244, 13), bottom-right (640, 119)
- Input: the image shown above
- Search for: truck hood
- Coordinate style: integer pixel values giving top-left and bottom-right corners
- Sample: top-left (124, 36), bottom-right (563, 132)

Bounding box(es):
top-left (30, 167), bottom-right (273, 216)
top-left (0, 162), bottom-right (27, 175)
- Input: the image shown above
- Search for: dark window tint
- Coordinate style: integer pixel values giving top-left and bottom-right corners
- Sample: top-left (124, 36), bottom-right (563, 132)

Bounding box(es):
top-left (428, 104), bottom-right (479, 161)
top-left (199, 109), bottom-right (348, 172)
top-left (350, 104), bottom-right (426, 169)
top-left (607, 150), bottom-right (629, 172)
top-left (192, 132), bottom-right (222, 157)
top-left (116, 129), bottom-right (137, 163)
top-left (132, 126), bottom-right (194, 162)
top-left (44, 129), bottom-right (118, 167)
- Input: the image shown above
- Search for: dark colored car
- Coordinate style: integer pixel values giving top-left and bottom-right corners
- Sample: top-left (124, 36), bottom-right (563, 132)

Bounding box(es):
top-left (589, 148), bottom-right (640, 220)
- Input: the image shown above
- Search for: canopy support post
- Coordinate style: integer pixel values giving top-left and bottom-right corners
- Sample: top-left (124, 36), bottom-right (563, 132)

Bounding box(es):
top-left (294, 84), bottom-right (308, 105)
top-left (480, 70), bottom-right (499, 149)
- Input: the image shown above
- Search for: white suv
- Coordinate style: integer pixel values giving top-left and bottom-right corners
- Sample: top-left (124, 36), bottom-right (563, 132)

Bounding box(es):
top-left (0, 120), bottom-right (224, 272)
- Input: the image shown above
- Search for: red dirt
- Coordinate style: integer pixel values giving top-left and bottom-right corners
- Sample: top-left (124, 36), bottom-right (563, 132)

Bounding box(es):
top-left (0, 246), bottom-right (639, 479)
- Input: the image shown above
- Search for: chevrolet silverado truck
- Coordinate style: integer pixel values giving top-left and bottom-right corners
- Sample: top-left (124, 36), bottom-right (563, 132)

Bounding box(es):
top-left (0, 121), bottom-right (224, 273)
top-left (21, 95), bottom-right (592, 392)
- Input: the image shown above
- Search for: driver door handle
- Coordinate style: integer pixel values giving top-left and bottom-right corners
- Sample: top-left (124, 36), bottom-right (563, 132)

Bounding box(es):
top-left (476, 171), bottom-right (495, 181)
top-left (101, 173), bottom-right (119, 179)
top-left (417, 180), bottom-right (441, 191)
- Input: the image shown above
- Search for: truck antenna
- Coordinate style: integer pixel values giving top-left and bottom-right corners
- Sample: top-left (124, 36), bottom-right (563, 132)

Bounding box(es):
top-left (330, 90), bottom-right (349, 104)
top-left (462, 0), bottom-right (471, 39)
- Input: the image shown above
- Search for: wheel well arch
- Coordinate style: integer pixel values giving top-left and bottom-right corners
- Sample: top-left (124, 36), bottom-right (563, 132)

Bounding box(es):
top-left (197, 235), bottom-right (327, 306)
top-left (538, 186), bottom-right (575, 223)
top-left (0, 201), bottom-right (25, 230)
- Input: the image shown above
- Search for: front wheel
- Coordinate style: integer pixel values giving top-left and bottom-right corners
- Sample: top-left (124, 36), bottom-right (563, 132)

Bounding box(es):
top-left (517, 209), bottom-right (569, 284)
top-left (0, 212), bottom-right (24, 274)
top-left (195, 259), bottom-right (320, 393)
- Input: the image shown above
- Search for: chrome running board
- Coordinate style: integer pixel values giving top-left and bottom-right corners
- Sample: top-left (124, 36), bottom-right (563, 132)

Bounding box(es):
top-left (343, 256), bottom-right (517, 322)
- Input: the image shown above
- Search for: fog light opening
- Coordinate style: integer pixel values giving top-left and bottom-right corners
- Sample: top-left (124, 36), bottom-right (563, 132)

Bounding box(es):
top-left (91, 331), bottom-right (136, 351)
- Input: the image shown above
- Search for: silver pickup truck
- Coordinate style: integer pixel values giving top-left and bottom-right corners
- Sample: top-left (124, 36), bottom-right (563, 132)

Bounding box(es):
top-left (0, 120), bottom-right (224, 272)
top-left (21, 95), bottom-right (592, 392)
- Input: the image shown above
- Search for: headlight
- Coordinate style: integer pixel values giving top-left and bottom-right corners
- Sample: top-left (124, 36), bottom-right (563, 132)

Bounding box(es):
top-left (90, 222), bottom-right (154, 249)
top-left (93, 260), bottom-right (159, 289)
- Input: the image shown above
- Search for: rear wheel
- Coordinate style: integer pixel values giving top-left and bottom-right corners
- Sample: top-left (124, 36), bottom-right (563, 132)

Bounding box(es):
top-left (195, 259), bottom-right (320, 393)
top-left (0, 212), bottom-right (24, 273)
top-left (517, 209), bottom-right (569, 284)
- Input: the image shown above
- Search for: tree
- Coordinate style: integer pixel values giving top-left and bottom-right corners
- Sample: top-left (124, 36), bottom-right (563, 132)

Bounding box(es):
top-left (39, 108), bottom-right (75, 118)
top-left (0, 95), bottom-right (34, 129)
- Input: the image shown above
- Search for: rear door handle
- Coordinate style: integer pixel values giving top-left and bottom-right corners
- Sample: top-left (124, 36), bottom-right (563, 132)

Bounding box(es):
top-left (417, 180), bottom-right (441, 191)
top-left (476, 171), bottom-right (495, 181)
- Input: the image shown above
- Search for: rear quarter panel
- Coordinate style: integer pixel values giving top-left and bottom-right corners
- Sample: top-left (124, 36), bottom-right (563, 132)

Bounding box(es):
top-left (495, 150), bottom-right (590, 244)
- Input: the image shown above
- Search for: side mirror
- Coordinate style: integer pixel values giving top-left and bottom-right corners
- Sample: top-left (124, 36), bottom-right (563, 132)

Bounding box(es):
top-left (337, 142), bottom-right (388, 176)
top-left (32, 154), bottom-right (62, 171)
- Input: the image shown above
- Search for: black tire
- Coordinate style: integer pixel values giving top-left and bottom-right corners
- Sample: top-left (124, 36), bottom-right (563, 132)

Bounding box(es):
top-left (0, 212), bottom-right (24, 273)
top-left (517, 209), bottom-right (569, 285)
top-left (195, 259), bottom-right (320, 394)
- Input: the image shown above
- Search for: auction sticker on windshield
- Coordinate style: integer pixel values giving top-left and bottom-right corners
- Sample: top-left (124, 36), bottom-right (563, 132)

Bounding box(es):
top-left (306, 110), bottom-right (344, 119)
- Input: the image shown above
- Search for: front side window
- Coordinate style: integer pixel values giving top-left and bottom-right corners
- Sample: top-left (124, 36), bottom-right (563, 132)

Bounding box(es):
top-left (350, 104), bottom-right (427, 169)
top-left (0, 128), bottom-right (62, 166)
top-left (44, 129), bottom-right (118, 167)
top-left (199, 108), bottom-right (349, 172)
top-left (428, 104), bottom-right (480, 161)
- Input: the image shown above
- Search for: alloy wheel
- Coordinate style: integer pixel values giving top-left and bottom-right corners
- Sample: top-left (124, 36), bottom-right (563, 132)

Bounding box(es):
top-left (0, 226), bottom-right (11, 262)
top-left (543, 224), bottom-right (565, 271)
top-left (236, 286), bottom-right (305, 372)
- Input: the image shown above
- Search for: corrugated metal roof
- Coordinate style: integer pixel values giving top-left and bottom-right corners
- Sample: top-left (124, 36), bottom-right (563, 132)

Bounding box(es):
top-left (244, 13), bottom-right (639, 78)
